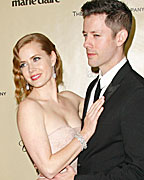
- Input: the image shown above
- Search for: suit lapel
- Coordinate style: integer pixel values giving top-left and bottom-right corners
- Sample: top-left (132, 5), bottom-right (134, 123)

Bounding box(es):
top-left (104, 83), bottom-right (120, 102)
top-left (104, 61), bottom-right (132, 102)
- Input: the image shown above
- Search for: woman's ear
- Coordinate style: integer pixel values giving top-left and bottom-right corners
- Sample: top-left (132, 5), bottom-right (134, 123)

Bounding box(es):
top-left (116, 29), bottom-right (128, 47)
top-left (50, 51), bottom-right (56, 66)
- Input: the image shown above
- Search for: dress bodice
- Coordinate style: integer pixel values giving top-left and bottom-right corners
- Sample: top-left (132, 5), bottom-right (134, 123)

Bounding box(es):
top-left (48, 126), bottom-right (80, 173)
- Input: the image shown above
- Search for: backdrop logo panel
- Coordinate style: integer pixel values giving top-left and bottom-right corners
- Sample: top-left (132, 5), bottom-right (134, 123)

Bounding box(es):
top-left (11, 0), bottom-right (60, 7)
top-left (1, 1), bottom-right (144, 180)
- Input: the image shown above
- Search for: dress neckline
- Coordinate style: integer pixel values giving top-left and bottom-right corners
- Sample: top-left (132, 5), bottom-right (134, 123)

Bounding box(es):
top-left (48, 126), bottom-right (80, 136)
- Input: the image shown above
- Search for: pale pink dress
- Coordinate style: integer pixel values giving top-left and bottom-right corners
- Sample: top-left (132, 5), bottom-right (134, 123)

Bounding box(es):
top-left (48, 126), bottom-right (81, 173)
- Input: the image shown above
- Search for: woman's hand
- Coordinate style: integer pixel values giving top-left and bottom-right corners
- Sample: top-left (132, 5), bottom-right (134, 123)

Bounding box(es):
top-left (81, 96), bottom-right (105, 142)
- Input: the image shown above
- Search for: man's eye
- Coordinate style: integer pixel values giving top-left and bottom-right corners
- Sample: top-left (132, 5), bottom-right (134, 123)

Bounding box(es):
top-left (20, 63), bottom-right (27, 68)
top-left (33, 57), bottom-right (40, 62)
top-left (83, 33), bottom-right (87, 37)
top-left (94, 34), bottom-right (100, 37)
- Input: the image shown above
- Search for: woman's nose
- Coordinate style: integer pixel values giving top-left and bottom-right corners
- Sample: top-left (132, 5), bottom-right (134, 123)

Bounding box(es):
top-left (28, 63), bottom-right (35, 73)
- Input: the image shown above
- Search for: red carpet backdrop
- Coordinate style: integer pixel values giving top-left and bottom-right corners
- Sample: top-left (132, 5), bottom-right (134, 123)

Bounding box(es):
top-left (0, 0), bottom-right (144, 179)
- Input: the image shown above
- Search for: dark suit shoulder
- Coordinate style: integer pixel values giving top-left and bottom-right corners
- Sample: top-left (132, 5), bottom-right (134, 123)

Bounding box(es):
top-left (130, 69), bottom-right (144, 86)
top-left (119, 62), bottom-right (144, 89)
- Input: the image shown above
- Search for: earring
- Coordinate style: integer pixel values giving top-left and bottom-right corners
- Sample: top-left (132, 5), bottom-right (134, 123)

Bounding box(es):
top-left (52, 65), bottom-right (56, 79)
top-left (26, 83), bottom-right (30, 91)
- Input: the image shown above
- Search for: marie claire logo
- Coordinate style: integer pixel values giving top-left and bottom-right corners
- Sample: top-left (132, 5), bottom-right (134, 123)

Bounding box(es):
top-left (12, 0), bottom-right (60, 7)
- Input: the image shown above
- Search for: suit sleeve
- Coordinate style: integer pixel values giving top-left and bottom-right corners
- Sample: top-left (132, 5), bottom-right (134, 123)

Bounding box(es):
top-left (75, 88), bottom-right (144, 180)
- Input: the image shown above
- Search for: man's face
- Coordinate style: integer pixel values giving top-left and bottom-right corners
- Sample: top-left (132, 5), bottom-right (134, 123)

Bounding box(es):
top-left (83, 14), bottom-right (119, 75)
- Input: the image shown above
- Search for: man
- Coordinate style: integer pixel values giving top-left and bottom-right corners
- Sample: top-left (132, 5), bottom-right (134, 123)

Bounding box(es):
top-left (39, 0), bottom-right (144, 179)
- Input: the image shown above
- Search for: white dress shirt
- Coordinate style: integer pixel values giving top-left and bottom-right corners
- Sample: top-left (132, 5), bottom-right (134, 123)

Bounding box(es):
top-left (87, 57), bottom-right (127, 111)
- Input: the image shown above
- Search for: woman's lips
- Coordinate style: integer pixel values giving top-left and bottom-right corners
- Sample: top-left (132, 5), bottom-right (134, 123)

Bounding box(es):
top-left (31, 74), bottom-right (41, 81)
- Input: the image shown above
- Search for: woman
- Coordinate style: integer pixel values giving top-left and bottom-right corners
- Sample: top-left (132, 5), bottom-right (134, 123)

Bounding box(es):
top-left (13, 33), bottom-right (104, 179)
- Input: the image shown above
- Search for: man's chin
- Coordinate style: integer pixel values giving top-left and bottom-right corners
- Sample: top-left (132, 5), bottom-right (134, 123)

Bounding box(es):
top-left (88, 61), bottom-right (99, 68)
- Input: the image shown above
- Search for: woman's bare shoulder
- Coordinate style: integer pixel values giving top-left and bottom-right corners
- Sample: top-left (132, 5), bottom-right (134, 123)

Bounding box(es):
top-left (18, 97), bottom-right (41, 111)
top-left (17, 98), bottom-right (43, 122)
top-left (59, 90), bottom-right (83, 102)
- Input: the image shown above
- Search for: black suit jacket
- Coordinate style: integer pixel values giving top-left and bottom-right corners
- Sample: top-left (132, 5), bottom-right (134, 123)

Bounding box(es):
top-left (75, 61), bottom-right (144, 180)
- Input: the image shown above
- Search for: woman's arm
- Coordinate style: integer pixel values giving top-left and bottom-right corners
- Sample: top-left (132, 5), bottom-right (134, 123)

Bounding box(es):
top-left (17, 97), bottom-right (104, 179)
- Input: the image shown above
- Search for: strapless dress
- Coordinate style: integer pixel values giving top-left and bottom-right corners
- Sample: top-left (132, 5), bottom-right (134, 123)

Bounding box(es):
top-left (48, 126), bottom-right (80, 173)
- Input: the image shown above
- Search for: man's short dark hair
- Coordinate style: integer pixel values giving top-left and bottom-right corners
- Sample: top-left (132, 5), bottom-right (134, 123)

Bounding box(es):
top-left (81, 0), bottom-right (132, 39)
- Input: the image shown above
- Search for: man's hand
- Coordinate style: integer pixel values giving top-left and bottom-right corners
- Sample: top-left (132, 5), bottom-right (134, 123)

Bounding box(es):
top-left (37, 166), bottom-right (76, 180)
top-left (53, 166), bottom-right (76, 180)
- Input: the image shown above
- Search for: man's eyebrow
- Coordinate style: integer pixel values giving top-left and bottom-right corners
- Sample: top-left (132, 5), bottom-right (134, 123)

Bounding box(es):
top-left (82, 31), bottom-right (98, 34)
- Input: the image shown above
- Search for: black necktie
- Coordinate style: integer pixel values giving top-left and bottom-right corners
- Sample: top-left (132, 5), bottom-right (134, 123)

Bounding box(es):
top-left (93, 79), bottom-right (101, 103)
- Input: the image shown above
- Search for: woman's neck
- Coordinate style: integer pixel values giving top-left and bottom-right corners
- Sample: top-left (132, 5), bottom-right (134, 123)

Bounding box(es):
top-left (29, 79), bottom-right (58, 102)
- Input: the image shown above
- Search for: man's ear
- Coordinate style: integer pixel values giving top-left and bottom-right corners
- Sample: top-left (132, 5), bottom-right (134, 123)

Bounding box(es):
top-left (50, 51), bottom-right (56, 66)
top-left (116, 29), bottom-right (128, 47)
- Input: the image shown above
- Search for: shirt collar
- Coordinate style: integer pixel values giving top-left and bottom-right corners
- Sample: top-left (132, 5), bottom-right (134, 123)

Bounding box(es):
top-left (99, 57), bottom-right (127, 89)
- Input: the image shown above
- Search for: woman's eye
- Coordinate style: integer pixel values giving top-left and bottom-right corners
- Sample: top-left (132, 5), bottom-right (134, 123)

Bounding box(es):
top-left (33, 57), bottom-right (40, 62)
top-left (20, 63), bottom-right (27, 69)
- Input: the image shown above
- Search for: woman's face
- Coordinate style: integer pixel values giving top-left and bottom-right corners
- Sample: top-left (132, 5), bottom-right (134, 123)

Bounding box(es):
top-left (19, 41), bottom-right (56, 88)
